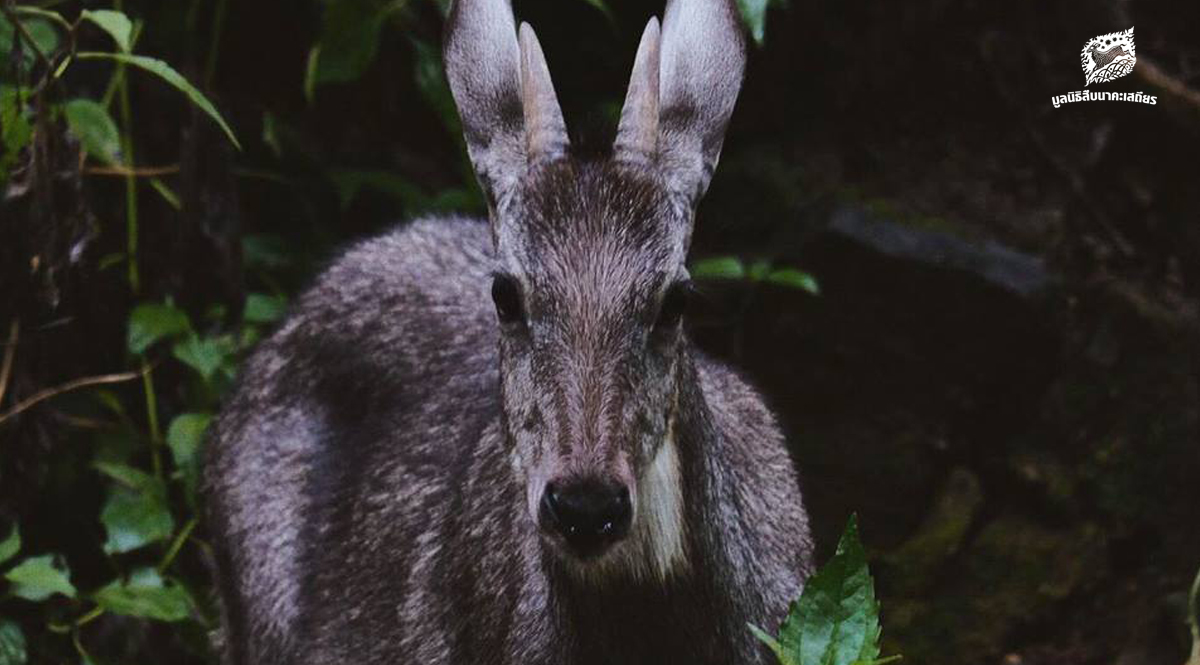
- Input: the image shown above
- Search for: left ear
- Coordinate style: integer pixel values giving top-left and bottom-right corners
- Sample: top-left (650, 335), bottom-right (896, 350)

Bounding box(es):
top-left (614, 0), bottom-right (747, 205)
top-left (443, 0), bottom-right (568, 213)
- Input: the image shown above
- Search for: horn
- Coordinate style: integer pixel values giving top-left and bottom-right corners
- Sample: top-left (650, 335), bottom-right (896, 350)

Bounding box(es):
top-left (519, 23), bottom-right (569, 164)
top-left (614, 18), bottom-right (662, 164)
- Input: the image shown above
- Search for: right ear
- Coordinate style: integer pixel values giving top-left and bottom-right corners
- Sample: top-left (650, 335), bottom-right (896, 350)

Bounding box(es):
top-left (614, 0), bottom-right (746, 207)
top-left (444, 0), bottom-right (568, 211)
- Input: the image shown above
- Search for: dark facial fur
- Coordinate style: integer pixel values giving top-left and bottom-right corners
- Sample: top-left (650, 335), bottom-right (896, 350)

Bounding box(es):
top-left (490, 162), bottom-right (693, 571)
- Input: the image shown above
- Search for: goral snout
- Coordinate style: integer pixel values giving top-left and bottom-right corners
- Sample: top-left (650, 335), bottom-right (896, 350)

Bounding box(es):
top-left (538, 478), bottom-right (632, 558)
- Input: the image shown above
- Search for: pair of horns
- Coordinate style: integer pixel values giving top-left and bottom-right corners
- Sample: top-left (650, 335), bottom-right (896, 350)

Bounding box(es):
top-left (444, 0), bottom-right (746, 206)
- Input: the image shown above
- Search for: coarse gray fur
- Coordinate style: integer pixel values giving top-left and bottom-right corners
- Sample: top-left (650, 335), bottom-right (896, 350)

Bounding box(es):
top-left (203, 0), bottom-right (814, 663)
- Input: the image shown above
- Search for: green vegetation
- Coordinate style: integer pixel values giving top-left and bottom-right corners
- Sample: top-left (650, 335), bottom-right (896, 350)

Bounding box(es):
top-left (752, 517), bottom-right (898, 665)
top-left (4, 0), bottom-right (1199, 664)
top-left (0, 1), bottom-right (829, 662)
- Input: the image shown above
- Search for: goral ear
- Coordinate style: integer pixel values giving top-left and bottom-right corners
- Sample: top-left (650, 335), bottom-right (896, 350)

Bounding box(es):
top-left (614, 0), bottom-right (747, 206)
top-left (444, 0), bottom-right (568, 214)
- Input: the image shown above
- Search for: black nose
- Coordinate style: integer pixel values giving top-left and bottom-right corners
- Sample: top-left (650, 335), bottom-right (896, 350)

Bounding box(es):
top-left (540, 480), bottom-right (632, 557)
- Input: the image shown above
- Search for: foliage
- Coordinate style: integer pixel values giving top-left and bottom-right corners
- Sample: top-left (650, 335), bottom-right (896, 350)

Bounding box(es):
top-left (0, 0), bottom-right (808, 662)
top-left (75, 51), bottom-right (240, 148)
top-left (751, 516), bottom-right (898, 665)
top-left (4, 554), bottom-right (76, 603)
top-left (736, 0), bottom-right (788, 46)
top-left (1188, 566), bottom-right (1200, 665)
top-left (692, 256), bottom-right (820, 295)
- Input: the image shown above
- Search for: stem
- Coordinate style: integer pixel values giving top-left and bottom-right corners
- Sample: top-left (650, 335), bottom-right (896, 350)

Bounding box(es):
top-left (11, 5), bottom-right (72, 35)
top-left (0, 319), bottom-right (18, 409)
top-left (141, 357), bottom-right (162, 477)
top-left (84, 163), bottom-right (180, 177)
top-left (114, 6), bottom-right (140, 293)
top-left (0, 368), bottom-right (147, 426)
top-left (157, 517), bottom-right (198, 574)
top-left (45, 604), bottom-right (104, 635)
top-left (204, 0), bottom-right (229, 89)
top-left (70, 627), bottom-right (94, 664)
top-left (73, 605), bottom-right (105, 627)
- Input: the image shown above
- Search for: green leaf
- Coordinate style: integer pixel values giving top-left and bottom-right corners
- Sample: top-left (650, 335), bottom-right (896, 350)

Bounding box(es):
top-left (63, 99), bottom-right (121, 164)
top-left (93, 390), bottom-right (127, 418)
top-left (0, 619), bottom-right (25, 665)
top-left (410, 37), bottom-right (483, 211)
top-left (244, 293), bottom-right (287, 323)
top-left (1, 87), bottom-right (33, 182)
top-left (736, 0), bottom-right (788, 45)
top-left (580, 0), bottom-right (615, 24)
top-left (0, 17), bottom-right (61, 70)
top-left (149, 177), bottom-right (181, 209)
top-left (92, 568), bottom-right (190, 622)
top-left (262, 111), bottom-right (283, 157)
top-left (127, 302), bottom-right (191, 354)
top-left (737, 0), bottom-right (770, 45)
top-left (749, 623), bottom-right (794, 665)
top-left (80, 10), bottom-right (132, 52)
top-left (752, 516), bottom-right (889, 665)
top-left (0, 526), bottom-right (18, 566)
top-left (94, 461), bottom-right (158, 492)
top-left (310, 0), bottom-right (406, 89)
top-left (765, 268), bottom-right (820, 295)
top-left (166, 413), bottom-right (212, 499)
top-left (92, 425), bottom-right (140, 466)
top-left (172, 335), bottom-right (228, 381)
top-left (166, 414), bottom-right (211, 470)
top-left (4, 555), bottom-right (75, 601)
top-left (748, 259), bottom-right (772, 281)
top-left (75, 52), bottom-right (241, 149)
top-left (411, 38), bottom-right (459, 139)
top-left (242, 234), bottom-right (291, 269)
top-left (691, 256), bottom-right (746, 280)
top-left (10, 6), bottom-right (71, 33)
top-left (303, 46), bottom-right (321, 103)
top-left (97, 465), bottom-right (174, 554)
top-left (329, 169), bottom-right (421, 210)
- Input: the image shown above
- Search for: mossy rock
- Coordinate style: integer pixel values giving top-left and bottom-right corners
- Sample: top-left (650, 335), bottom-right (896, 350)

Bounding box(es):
top-left (885, 516), bottom-right (1107, 665)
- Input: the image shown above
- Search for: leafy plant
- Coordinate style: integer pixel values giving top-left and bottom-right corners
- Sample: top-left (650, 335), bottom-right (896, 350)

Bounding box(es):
top-left (1187, 565), bottom-right (1200, 665)
top-left (305, 0), bottom-right (408, 98)
top-left (0, 0), bottom-right (820, 662)
top-left (1, 4), bottom-right (237, 177)
top-left (692, 256), bottom-right (821, 295)
top-left (736, 0), bottom-right (789, 45)
top-left (751, 517), bottom-right (899, 665)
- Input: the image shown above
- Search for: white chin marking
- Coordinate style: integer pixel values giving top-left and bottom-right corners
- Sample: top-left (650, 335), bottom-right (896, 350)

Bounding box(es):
top-left (637, 428), bottom-right (688, 580)
top-left (568, 428), bottom-right (688, 586)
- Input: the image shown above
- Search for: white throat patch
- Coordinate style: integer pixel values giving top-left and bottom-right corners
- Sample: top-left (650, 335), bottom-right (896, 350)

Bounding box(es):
top-left (635, 427), bottom-right (688, 581)
top-left (569, 424), bottom-right (689, 586)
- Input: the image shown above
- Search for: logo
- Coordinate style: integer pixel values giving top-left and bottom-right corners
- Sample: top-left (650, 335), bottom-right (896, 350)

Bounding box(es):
top-left (1050, 26), bottom-right (1156, 109)
top-left (1081, 27), bottom-right (1136, 86)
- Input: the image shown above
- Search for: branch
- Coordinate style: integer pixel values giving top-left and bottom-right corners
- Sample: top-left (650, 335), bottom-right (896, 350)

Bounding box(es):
top-left (0, 366), bottom-right (151, 427)
top-left (1134, 56), bottom-right (1200, 114)
top-left (84, 164), bottom-right (180, 177)
top-left (0, 319), bottom-right (17, 409)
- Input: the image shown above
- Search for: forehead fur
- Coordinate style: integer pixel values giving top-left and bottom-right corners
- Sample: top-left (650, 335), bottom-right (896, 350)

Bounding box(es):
top-left (504, 159), bottom-right (685, 289)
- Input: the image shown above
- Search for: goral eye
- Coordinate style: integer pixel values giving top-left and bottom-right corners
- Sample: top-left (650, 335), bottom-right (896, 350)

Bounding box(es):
top-left (491, 273), bottom-right (525, 325)
top-left (654, 281), bottom-right (692, 332)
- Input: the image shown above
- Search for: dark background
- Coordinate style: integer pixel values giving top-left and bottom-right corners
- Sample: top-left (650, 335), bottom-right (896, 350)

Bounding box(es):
top-left (2, 0), bottom-right (1199, 663)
